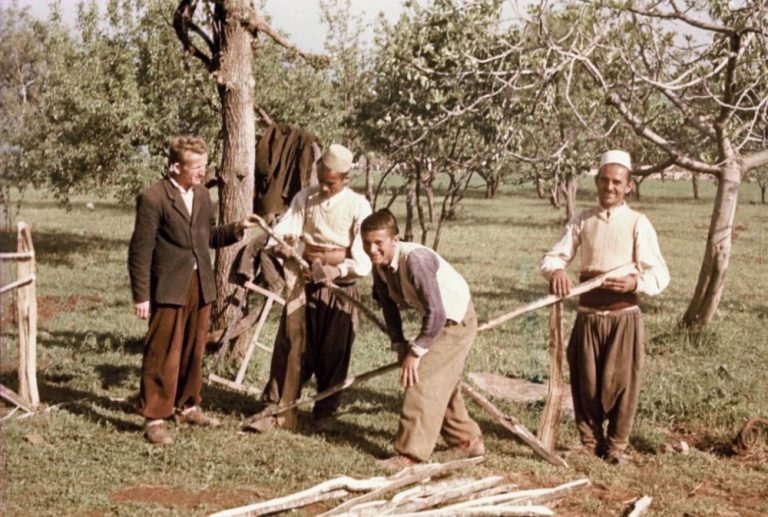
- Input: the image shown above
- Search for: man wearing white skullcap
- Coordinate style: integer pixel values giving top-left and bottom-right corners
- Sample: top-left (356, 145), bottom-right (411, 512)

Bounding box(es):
top-left (540, 149), bottom-right (670, 464)
top-left (257, 143), bottom-right (372, 429)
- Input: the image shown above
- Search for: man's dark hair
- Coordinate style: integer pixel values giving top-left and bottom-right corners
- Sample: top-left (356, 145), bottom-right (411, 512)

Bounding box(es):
top-left (168, 136), bottom-right (207, 166)
top-left (361, 209), bottom-right (399, 236)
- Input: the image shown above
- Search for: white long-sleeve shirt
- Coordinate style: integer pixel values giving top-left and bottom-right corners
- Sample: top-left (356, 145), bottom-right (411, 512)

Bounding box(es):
top-left (540, 203), bottom-right (669, 296)
top-left (271, 185), bottom-right (372, 279)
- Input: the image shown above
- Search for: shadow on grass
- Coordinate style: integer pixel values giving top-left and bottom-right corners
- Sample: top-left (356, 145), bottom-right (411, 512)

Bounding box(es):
top-left (42, 329), bottom-right (144, 354)
top-left (36, 379), bottom-right (143, 433)
top-left (0, 230), bottom-right (127, 267)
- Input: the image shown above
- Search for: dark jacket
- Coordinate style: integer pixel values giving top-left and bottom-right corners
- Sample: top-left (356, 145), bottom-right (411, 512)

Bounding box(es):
top-left (128, 177), bottom-right (241, 306)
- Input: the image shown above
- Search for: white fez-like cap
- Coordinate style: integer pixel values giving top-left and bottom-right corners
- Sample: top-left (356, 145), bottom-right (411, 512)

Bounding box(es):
top-left (599, 149), bottom-right (632, 171)
top-left (321, 144), bottom-right (354, 174)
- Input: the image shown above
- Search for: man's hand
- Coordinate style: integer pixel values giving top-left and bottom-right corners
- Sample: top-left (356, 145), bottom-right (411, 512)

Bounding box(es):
top-left (237, 214), bottom-right (262, 233)
top-left (134, 301), bottom-right (150, 320)
top-left (550, 269), bottom-right (572, 297)
top-left (400, 351), bottom-right (420, 389)
top-left (602, 274), bottom-right (637, 293)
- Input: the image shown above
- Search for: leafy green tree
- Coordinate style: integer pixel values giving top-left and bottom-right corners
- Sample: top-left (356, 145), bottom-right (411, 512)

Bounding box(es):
top-left (526, 0), bottom-right (768, 328)
top-left (355, 0), bottom-right (522, 249)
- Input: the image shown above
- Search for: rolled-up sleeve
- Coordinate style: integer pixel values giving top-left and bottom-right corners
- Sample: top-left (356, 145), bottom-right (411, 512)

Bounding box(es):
top-left (407, 249), bottom-right (446, 354)
top-left (540, 213), bottom-right (581, 280)
top-left (373, 269), bottom-right (406, 346)
top-left (337, 199), bottom-right (373, 279)
top-left (633, 215), bottom-right (670, 296)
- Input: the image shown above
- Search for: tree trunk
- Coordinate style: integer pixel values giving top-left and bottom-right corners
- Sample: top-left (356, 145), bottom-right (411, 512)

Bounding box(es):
top-left (682, 166), bottom-right (741, 328)
top-left (415, 172), bottom-right (428, 245)
top-left (633, 177), bottom-right (642, 200)
top-left (692, 172), bottom-right (700, 200)
top-left (404, 175), bottom-right (416, 242)
top-left (364, 154), bottom-right (374, 203)
top-left (212, 1), bottom-right (256, 330)
top-left (485, 177), bottom-right (499, 199)
top-left (561, 176), bottom-right (578, 221)
top-left (535, 173), bottom-right (546, 199)
top-left (759, 181), bottom-right (766, 204)
top-left (0, 186), bottom-right (9, 231)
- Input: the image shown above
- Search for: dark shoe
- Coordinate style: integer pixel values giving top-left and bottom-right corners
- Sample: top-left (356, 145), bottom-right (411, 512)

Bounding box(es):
top-left (375, 455), bottom-right (422, 474)
top-left (439, 437), bottom-right (485, 462)
top-left (175, 406), bottom-right (221, 427)
top-left (144, 420), bottom-right (172, 445)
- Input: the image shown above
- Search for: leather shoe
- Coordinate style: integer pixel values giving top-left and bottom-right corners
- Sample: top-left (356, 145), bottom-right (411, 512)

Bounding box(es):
top-left (175, 406), bottom-right (221, 427)
top-left (439, 436), bottom-right (485, 462)
top-left (375, 455), bottom-right (422, 474)
top-left (144, 420), bottom-right (172, 445)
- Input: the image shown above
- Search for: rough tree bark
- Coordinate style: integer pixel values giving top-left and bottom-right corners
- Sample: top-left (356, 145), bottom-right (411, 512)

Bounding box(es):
top-left (211, 0), bottom-right (255, 329)
top-left (682, 165), bottom-right (740, 327)
top-left (692, 172), bottom-right (700, 200)
top-left (404, 174), bottom-right (416, 242)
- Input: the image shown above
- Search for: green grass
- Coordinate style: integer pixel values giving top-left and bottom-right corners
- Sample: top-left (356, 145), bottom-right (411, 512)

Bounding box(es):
top-left (2, 178), bottom-right (767, 516)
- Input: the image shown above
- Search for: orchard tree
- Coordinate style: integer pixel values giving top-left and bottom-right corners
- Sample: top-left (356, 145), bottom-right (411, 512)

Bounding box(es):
top-left (173, 0), bottom-right (328, 326)
top-left (527, 0), bottom-right (768, 328)
top-left (356, 0), bottom-right (523, 249)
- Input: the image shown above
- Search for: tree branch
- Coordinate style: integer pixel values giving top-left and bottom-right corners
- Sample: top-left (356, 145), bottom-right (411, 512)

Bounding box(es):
top-left (174, 0), bottom-right (214, 70)
top-left (232, 4), bottom-right (330, 68)
top-left (740, 148), bottom-right (768, 172)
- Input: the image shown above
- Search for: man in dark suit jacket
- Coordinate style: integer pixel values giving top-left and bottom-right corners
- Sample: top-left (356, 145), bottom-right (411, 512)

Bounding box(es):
top-left (129, 135), bottom-right (259, 445)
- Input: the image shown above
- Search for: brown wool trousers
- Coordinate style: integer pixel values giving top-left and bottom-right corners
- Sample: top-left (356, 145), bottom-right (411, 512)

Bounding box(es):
top-left (395, 302), bottom-right (482, 462)
top-left (139, 275), bottom-right (211, 420)
top-left (567, 308), bottom-right (644, 454)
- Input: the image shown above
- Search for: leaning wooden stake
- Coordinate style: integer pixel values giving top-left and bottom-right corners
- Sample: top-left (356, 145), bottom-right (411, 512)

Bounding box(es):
top-left (537, 301), bottom-right (565, 452)
top-left (16, 223), bottom-right (39, 408)
top-left (461, 382), bottom-right (567, 468)
top-left (478, 263), bottom-right (634, 332)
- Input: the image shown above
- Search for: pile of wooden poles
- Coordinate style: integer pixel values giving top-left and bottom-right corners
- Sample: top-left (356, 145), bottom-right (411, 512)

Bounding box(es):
top-left (209, 457), bottom-right (590, 517)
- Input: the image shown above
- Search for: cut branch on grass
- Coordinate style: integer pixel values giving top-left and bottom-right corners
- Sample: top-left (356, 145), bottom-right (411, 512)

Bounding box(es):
top-left (321, 457), bottom-right (485, 516)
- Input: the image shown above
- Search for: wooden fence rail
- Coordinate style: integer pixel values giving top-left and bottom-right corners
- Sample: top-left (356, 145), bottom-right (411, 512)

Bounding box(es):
top-left (0, 222), bottom-right (39, 410)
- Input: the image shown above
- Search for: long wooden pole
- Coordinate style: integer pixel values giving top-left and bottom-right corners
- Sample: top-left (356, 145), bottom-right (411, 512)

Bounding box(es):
top-left (537, 302), bottom-right (564, 452)
top-left (244, 362), bottom-right (399, 427)
top-left (477, 263), bottom-right (635, 332)
top-left (16, 223), bottom-right (39, 408)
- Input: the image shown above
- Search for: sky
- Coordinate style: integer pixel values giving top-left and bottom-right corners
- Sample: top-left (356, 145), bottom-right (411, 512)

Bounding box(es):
top-left (2, 1), bottom-right (531, 52)
top-left (1, 0), bottom-right (405, 52)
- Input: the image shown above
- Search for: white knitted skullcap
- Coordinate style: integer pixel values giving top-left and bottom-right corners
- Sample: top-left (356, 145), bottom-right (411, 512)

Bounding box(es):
top-left (321, 144), bottom-right (354, 174)
top-left (599, 150), bottom-right (632, 171)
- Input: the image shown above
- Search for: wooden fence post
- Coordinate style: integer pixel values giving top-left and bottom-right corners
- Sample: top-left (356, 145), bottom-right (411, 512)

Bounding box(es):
top-left (16, 222), bottom-right (39, 408)
top-left (537, 301), bottom-right (564, 452)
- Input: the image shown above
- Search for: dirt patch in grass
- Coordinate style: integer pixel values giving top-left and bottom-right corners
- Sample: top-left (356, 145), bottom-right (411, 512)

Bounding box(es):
top-left (111, 484), bottom-right (272, 512)
top-left (36, 295), bottom-right (102, 322)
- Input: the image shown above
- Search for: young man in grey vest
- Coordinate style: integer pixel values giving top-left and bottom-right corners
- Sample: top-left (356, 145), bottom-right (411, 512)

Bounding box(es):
top-left (361, 209), bottom-right (484, 472)
top-left (540, 149), bottom-right (669, 464)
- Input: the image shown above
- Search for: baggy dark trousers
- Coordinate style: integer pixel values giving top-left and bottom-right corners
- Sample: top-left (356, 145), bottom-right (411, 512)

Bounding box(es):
top-left (139, 275), bottom-right (211, 419)
top-left (262, 282), bottom-right (358, 419)
top-left (567, 308), bottom-right (644, 454)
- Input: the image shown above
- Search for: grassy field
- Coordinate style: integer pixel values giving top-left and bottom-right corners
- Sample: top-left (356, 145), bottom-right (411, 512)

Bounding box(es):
top-left (1, 178), bottom-right (767, 516)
